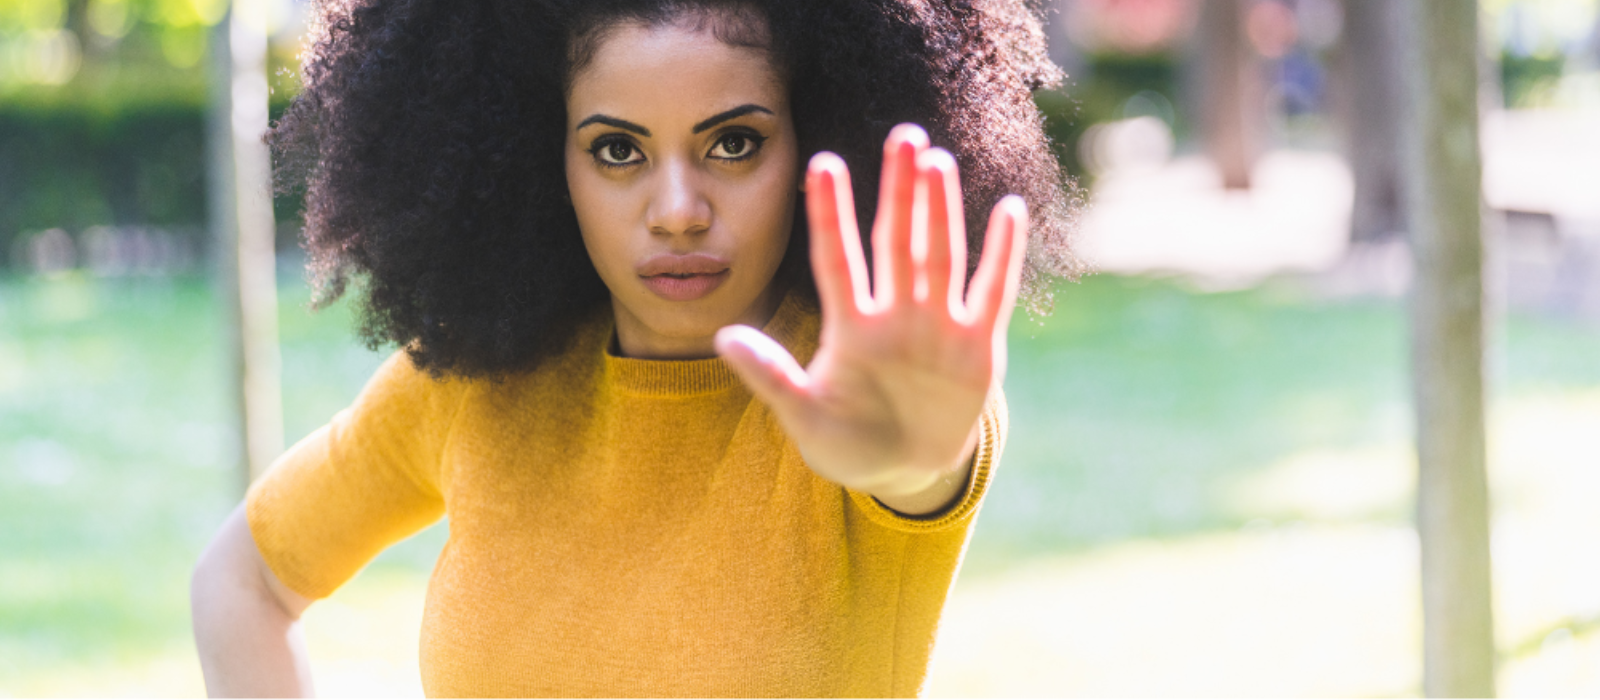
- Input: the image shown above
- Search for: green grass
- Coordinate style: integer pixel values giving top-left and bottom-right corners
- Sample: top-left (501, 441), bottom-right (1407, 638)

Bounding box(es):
top-left (0, 272), bottom-right (436, 684)
top-left (1, 271), bottom-right (1597, 688)
top-left (973, 279), bottom-right (1412, 569)
top-left (972, 277), bottom-right (1600, 571)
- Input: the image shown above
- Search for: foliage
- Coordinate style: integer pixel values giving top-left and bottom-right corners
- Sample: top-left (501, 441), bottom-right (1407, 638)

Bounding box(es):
top-left (0, 90), bottom-right (301, 271)
top-left (1035, 52), bottom-right (1182, 189)
top-left (1500, 49), bottom-right (1567, 108)
top-left (0, 0), bottom-right (302, 268)
top-left (0, 271), bottom-right (433, 682)
top-left (1, 0), bottom-right (230, 79)
top-left (0, 104), bottom-right (205, 253)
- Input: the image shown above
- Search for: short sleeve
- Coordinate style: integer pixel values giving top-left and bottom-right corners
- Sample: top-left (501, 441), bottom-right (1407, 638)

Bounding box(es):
top-left (246, 351), bottom-right (469, 600)
top-left (846, 388), bottom-right (1008, 533)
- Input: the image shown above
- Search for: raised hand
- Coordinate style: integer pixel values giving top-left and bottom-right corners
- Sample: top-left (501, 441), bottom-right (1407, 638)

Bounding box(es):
top-left (715, 124), bottom-right (1028, 516)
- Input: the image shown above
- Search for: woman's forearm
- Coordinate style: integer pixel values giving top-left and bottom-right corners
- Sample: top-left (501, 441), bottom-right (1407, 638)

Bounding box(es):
top-left (191, 503), bottom-right (316, 698)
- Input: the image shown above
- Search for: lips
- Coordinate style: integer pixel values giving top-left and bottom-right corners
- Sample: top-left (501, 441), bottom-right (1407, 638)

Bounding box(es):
top-left (636, 253), bottom-right (730, 302)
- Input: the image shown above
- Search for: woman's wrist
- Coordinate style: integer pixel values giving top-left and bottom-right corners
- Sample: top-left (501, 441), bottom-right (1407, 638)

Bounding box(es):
top-left (863, 416), bottom-right (981, 517)
top-left (867, 443), bottom-right (978, 517)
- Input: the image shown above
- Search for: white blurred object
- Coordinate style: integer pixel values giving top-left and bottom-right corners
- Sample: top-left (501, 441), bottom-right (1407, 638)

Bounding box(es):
top-left (1078, 149), bottom-right (1354, 287)
top-left (1119, 89), bottom-right (1177, 126)
top-left (1482, 108), bottom-right (1600, 237)
top-left (18, 228), bottom-right (78, 274)
top-left (1078, 116), bottom-right (1175, 177)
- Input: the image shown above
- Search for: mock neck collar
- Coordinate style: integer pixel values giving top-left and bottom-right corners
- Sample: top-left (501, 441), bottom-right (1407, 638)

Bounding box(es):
top-left (602, 291), bottom-right (816, 396)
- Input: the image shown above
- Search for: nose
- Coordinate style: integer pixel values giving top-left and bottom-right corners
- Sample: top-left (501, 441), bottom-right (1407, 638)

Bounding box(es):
top-left (646, 158), bottom-right (712, 239)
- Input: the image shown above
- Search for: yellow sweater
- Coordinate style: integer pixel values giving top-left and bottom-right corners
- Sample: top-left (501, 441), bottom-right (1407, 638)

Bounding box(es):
top-left (246, 292), bottom-right (1006, 697)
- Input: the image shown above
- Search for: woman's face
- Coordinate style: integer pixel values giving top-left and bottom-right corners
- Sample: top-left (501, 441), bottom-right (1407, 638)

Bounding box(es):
top-left (565, 15), bottom-right (798, 359)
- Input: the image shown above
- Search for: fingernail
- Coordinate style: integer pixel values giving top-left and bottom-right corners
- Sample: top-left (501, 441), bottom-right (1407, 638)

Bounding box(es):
top-left (916, 148), bottom-right (956, 173)
top-left (887, 123), bottom-right (930, 152)
top-left (809, 151), bottom-right (844, 173)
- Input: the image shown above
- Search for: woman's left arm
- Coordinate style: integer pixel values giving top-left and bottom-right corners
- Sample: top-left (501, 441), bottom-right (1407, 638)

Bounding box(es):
top-left (716, 124), bottom-right (1027, 517)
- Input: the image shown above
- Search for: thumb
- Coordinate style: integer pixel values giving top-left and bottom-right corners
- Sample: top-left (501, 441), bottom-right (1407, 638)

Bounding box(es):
top-left (715, 325), bottom-right (812, 420)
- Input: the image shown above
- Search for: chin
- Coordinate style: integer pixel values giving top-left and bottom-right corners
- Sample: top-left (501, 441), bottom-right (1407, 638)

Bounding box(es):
top-left (645, 302), bottom-right (741, 336)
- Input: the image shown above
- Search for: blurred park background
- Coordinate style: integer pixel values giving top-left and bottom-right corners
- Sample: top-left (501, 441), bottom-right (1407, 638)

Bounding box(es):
top-left (2, 0), bottom-right (1599, 695)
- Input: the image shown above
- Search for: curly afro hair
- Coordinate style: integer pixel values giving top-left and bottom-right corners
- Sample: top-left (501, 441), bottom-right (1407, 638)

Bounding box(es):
top-left (270, 0), bottom-right (1085, 378)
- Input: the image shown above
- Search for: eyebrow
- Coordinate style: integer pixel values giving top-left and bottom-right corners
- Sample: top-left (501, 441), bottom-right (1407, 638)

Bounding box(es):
top-left (575, 115), bottom-right (650, 136)
top-left (693, 104), bottom-right (774, 133)
top-left (573, 104), bottom-right (775, 137)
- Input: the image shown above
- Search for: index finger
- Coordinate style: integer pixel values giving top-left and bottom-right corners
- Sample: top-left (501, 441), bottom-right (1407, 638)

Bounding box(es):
top-left (806, 152), bottom-right (872, 319)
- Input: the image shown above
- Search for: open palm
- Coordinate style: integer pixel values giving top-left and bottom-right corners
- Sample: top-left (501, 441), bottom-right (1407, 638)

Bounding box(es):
top-left (715, 124), bottom-right (1028, 509)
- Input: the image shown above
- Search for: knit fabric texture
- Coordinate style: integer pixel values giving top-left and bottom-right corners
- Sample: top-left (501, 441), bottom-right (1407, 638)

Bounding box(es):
top-left (246, 292), bottom-right (1007, 697)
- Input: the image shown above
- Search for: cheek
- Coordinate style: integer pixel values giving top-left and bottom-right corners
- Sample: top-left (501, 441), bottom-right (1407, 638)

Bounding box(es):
top-left (731, 157), bottom-right (799, 263)
top-left (566, 161), bottom-right (631, 274)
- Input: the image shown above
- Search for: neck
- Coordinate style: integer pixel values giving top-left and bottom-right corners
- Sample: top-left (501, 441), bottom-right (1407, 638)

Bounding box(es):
top-left (610, 284), bottom-right (786, 360)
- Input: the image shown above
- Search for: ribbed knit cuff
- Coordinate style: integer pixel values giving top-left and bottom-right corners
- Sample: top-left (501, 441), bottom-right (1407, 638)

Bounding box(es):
top-left (846, 391), bottom-right (1005, 534)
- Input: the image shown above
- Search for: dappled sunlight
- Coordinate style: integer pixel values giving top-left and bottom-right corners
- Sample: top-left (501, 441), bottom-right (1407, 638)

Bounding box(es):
top-left (1488, 391), bottom-right (1600, 655)
top-left (1225, 444), bottom-right (1413, 523)
top-left (300, 571), bottom-right (430, 698)
top-left (1503, 630), bottom-right (1600, 696)
top-left (928, 525), bottom-right (1423, 697)
top-left (1, 653), bottom-right (205, 697)
top-left (926, 389), bottom-right (1600, 696)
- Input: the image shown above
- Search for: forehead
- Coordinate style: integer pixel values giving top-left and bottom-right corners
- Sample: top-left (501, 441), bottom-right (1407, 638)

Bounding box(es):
top-left (566, 19), bottom-right (786, 127)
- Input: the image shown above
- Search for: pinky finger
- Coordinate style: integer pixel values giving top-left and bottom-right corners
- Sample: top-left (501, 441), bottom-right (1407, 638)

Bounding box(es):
top-left (965, 195), bottom-right (1029, 334)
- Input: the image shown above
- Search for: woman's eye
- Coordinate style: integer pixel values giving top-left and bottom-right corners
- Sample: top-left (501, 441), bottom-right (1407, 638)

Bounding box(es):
top-left (709, 133), bottom-right (763, 160)
top-left (592, 138), bottom-right (643, 166)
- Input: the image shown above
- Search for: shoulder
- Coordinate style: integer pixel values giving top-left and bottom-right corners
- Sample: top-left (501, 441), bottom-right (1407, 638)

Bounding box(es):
top-left (357, 350), bottom-right (476, 416)
top-left (372, 301), bottom-right (616, 397)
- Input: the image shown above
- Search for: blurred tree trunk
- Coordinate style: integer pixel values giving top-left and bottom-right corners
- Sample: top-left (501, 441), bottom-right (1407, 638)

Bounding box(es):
top-left (1593, 8), bottom-right (1600, 69)
top-left (1196, 0), bottom-right (1260, 190)
top-left (207, 0), bottom-right (283, 492)
top-left (1397, 1), bottom-right (1498, 696)
top-left (1334, 0), bottom-right (1405, 243)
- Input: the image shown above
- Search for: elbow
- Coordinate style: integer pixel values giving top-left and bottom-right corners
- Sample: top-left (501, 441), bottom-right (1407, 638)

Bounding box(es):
top-left (190, 502), bottom-right (265, 633)
top-left (190, 518), bottom-right (233, 638)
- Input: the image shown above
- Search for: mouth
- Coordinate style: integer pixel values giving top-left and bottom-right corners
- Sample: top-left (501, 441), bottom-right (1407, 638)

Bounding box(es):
top-left (636, 253), bottom-right (731, 302)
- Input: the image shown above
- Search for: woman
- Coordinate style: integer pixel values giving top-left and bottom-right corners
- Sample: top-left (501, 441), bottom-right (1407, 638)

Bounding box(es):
top-left (191, 0), bottom-right (1082, 696)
